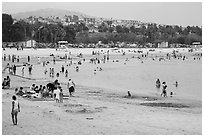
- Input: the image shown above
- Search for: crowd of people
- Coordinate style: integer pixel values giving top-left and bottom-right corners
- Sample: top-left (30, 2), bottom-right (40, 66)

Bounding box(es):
top-left (2, 47), bottom-right (201, 127)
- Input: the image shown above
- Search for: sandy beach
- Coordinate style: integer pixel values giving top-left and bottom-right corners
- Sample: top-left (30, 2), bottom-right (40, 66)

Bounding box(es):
top-left (2, 48), bottom-right (202, 135)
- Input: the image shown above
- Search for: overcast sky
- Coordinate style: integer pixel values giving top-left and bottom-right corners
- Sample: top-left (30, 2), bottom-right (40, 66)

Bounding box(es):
top-left (2, 2), bottom-right (202, 27)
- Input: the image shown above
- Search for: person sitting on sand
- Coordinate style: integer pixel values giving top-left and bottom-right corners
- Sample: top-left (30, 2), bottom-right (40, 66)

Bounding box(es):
top-left (170, 92), bottom-right (173, 97)
top-left (161, 82), bottom-right (167, 97)
top-left (34, 86), bottom-right (39, 93)
top-left (11, 95), bottom-right (20, 125)
top-left (67, 79), bottom-right (76, 96)
top-left (127, 91), bottom-right (131, 97)
top-left (28, 84), bottom-right (36, 93)
top-left (76, 66), bottom-right (79, 72)
top-left (14, 88), bottom-right (18, 94)
top-left (16, 87), bottom-right (24, 96)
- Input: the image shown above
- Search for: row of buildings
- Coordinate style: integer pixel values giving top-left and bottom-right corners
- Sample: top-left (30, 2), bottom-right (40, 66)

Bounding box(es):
top-left (3, 40), bottom-right (202, 49)
top-left (19, 14), bottom-right (149, 31)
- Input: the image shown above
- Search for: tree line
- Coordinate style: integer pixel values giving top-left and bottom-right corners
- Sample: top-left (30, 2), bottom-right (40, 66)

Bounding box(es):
top-left (2, 13), bottom-right (202, 45)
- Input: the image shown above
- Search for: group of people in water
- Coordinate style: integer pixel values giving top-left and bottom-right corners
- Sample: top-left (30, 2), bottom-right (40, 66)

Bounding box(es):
top-left (156, 78), bottom-right (178, 98)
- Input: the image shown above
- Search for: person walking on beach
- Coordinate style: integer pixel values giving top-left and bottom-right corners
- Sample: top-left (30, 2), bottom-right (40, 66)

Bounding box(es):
top-left (13, 64), bottom-right (16, 75)
top-left (61, 65), bottom-right (64, 73)
top-left (28, 56), bottom-right (30, 62)
top-left (67, 79), bottom-right (76, 96)
top-left (11, 95), bottom-right (20, 125)
top-left (161, 82), bottom-right (167, 97)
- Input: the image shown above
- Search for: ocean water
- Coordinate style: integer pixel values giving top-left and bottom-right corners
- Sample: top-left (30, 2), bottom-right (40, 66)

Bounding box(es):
top-left (3, 48), bottom-right (202, 101)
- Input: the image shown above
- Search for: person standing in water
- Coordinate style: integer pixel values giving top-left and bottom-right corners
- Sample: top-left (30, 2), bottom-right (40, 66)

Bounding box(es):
top-left (11, 95), bottom-right (20, 125)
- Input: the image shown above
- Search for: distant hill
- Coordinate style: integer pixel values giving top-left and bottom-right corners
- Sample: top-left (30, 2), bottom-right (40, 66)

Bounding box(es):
top-left (12, 8), bottom-right (95, 20)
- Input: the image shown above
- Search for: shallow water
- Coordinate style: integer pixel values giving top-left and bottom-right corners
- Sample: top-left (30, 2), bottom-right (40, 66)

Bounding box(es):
top-left (3, 48), bottom-right (202, 101)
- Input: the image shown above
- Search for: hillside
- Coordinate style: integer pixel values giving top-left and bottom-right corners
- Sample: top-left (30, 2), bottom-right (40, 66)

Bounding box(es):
top-left (12, 8), bottom-right (94, 20)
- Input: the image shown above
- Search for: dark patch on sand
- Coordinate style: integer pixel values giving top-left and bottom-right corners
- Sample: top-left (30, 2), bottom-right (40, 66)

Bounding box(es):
top-left (28, 98), bottom-right (54, 101)
top-left (88, 91), bottom-right (102, 94)
top-left (64, 103), bottom-right (83, 107)
top-left (123, 95), bottom-right (158, 101)
top-left (140, 102), bottom-right (190, 108)
top-left (64, 104), bottom-right (107, 114)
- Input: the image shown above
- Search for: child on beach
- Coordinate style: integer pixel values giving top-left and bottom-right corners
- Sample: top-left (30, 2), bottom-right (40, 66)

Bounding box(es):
top-left (54, 86), bottom-right (60, 103)
top-left (11, 95), bottom-right (20, 125)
